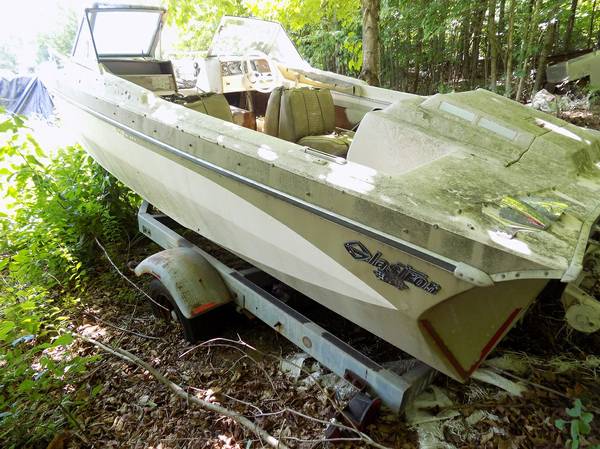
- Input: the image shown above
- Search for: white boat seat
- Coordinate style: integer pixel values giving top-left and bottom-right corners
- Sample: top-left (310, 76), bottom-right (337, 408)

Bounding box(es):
top-left (183, 93), bottom-right (233, 122)
top-left (265, 87), bottom-right (353, 157)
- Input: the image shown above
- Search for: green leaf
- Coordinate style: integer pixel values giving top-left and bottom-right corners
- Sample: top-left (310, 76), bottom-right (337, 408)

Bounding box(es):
top-left (13, 115), bottom-right (24, 127)
top-left (578, 419), bottom-right (591, 435)
top-left (91, 384), bottom-right (103, 397)
top-left (0, 321), bottom-right (16, 341)
top-left (581, 412), bottom-right (594, 424)
top-left (555, 419), bottom-right (567, 431)
top-left (18, 379), bottom-right (35, 393)
top-left (0, 119), bottom-right (15, 133)
top-left (53, 333), bottom-right (74, 347)
top-left (25, 155), bottom-right (42, 166)
top-left (570, 420), bottom-right (580, 445)
top-left (567, 399), bottom-right (583, 418)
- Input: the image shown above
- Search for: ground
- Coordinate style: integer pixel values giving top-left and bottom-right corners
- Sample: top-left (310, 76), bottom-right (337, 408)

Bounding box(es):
top-left (51, 231), bottom-right (599, 449)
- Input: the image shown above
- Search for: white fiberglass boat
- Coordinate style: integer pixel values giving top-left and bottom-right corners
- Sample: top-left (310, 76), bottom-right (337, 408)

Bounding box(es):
top-left (48, 5), bottom-right (600, 381)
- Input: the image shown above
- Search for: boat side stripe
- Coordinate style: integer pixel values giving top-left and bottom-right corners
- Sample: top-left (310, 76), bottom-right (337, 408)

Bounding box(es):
top-left (58, 92), bottom-right (457, 272)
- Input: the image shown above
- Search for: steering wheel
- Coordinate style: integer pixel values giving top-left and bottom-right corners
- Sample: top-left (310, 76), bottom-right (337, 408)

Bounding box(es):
top-left (242, 50), bottom-right (281, 94)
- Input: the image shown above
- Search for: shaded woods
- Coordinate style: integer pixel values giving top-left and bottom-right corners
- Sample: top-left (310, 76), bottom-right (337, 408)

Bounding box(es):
top-left (169, 0), bottom-right (600, 100)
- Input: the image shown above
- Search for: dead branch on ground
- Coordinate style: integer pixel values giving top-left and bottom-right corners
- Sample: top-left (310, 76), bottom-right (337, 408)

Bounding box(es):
top-left (76, 333), bottom-right (290, 449)
top-left (181, 336), bottom-right (393, 449)
top-left (95, 238), bottom-right (169, 312)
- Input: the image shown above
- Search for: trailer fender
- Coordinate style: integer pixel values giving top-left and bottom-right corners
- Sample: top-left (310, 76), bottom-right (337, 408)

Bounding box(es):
top-left (134, 247), bottom-right (231, 319)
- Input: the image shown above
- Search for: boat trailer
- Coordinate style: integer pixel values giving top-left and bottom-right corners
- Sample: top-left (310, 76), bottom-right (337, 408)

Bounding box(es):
top-left (134, 201), bottom-right (434, 418)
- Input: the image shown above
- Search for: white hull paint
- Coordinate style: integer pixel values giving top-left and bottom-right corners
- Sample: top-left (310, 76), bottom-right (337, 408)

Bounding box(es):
top-left (63, 100), bottom-right (394, 310)
top-left (57, 95), bottom-right (552, 380)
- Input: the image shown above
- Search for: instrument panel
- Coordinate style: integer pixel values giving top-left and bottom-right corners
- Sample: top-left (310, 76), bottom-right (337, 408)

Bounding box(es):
top-left (196, 55), bottom-right (280, 94)
top-left (249, 58), bottom-right (271, 74)
top-left (219, 57), bottom-right (275, 93)
top-left (220, 60), bottom-right (243, 77)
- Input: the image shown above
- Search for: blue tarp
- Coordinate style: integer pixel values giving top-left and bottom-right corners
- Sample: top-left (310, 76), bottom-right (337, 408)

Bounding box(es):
top-left (0, 75), bottom-right (54, 118)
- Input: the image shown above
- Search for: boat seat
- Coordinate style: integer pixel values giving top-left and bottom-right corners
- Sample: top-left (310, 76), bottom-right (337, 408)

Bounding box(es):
top-left (183, 93), bottom-right (233, 122)
top-left (265, 87), bottom-right (353, 157)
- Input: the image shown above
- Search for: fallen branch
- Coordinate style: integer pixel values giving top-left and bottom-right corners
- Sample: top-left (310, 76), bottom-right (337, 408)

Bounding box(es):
top-left (82, 311), bottom-right (163, 341)
top-left (76, 333), bottom-right (290, 449)
top-left (489, 366), bottom-right (600, 414)
top-left (95, 238), bottom-right (169, 312)
top-left (182, 337), bottom-right (392, 449)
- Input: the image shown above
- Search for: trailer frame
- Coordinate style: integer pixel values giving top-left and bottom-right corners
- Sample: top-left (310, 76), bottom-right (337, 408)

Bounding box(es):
top-left (137, 201), bottom-right (434, 413)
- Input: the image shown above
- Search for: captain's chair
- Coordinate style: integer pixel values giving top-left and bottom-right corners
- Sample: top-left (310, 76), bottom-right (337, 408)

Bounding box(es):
top-left (183, 93), bottom-right (233, 122)
top-left (264, 87), bottom-right (353, 157)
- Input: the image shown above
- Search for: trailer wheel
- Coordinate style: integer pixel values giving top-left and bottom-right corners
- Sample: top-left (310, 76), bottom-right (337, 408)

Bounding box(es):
top-left (148, 279), bottom-right (176, 321)
top-left (148, 278), bottom-right (205, 343)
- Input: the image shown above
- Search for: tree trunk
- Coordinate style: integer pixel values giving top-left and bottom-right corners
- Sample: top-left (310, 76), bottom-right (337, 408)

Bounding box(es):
top-left (564, 0), bottom-right (578, 51)
top-left (534, 18), bottom-right (557, 93)
top-left (488, 0), bottom-right (498, 91)
top-left (413, 26), bottom-right (423, 93)
top-left (360, 0), bottom-right (381, 86)
top-left (504, 0), bottom-right (516, 97)
top-left (470, 4), bottom-right (487, 87)
top-left (516, 0), bottom-right (542, 102)
top-left (497, 0), bottom-right (507, 73)
top-left (589, 0), bottom-right (597, 48)
top-left (460, 12), bottom-right (472, 81)
top-left (498, 0), bottom-right (507, 37)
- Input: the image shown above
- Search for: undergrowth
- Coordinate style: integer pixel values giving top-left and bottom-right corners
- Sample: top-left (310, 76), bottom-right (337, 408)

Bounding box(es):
top-left (0, 111), bottom-right (138, 448)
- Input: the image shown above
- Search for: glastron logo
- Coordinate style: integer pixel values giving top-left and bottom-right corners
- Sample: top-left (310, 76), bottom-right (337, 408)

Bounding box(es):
top-left (344, 241), bottom-right (441, 295)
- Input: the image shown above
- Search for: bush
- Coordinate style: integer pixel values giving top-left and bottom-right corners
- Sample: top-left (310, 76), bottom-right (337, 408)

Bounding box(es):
top-left (0, 283), bottom-right (96, 448)
top-left (0, 112), bottom-right (138, 447)
top-left (0, 113), bottom-right (139, 288)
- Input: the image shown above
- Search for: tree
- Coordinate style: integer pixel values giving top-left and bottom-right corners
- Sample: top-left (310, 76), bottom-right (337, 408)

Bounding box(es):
top-left (505, 0), bottom-right (517, 97)
top-left (488, 0), bottom-right (499, 91)
top-left (164, 0), bottom-right (594, 101)
top-left (564, 0), bottom-right (579, 51)
top-left (360, 0), bottom-right (381, 85)
top-left (470, 3), bottom-right (487, 86)
top-left (516, 0), bottom-right (542, 102)
top-left (36, 8), bottom-right (78, 62)
top-left (588, 0), bottom-right (597, 47)
top-left (534, 16), bottom-right (558, 93)
top-left (0, 43), bottom-right (18, 73)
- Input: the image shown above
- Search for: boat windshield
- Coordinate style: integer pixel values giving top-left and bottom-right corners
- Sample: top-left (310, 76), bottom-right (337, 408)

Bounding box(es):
top-left (208, 16), bottom-right (309, 69)
top-left (87, 8), bottom-right (163, 57)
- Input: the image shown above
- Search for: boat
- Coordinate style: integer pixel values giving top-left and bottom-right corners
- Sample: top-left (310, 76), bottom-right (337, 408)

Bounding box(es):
top-left (46, 4), bottom-right (600, 382)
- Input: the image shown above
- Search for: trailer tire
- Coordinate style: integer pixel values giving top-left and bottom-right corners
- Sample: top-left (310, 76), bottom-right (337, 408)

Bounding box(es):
top-left (148, 278), bottom-right (205, 343)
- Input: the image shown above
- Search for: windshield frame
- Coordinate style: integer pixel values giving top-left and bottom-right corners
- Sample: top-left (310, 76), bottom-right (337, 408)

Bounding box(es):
top-left (73, 6), bottom-right (165, 60)
top-left (207, 16), bottom-right (309, 69)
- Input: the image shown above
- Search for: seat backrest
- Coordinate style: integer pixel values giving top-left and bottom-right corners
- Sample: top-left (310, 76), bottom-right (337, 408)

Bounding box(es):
top-left (184, 93), bottom-right (233, 122)
top-left (265, 87), bottom-right (335, 142)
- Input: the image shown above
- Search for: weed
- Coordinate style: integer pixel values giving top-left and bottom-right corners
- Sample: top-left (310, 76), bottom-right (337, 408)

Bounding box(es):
top-left (555, 399), bottom-right (600, 449)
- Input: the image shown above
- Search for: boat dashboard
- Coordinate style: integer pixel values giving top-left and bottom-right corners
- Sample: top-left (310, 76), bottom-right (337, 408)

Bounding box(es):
top-left (195, 53), bottom-right (282, 94)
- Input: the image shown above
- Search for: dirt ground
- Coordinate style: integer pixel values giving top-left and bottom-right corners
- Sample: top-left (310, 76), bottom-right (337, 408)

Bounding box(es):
top-left (52, 231), bottom-right (599, 449)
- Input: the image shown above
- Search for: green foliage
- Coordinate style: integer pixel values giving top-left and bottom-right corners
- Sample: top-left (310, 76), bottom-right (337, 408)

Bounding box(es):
top-left (0, 114), bottom-right (138, 289)
top-left (0, 282), bottom-right (96, 448)
top-left (166, 0), bottom-right (250, 51)
top-left (165, 0), bottom-right (361, 73)
top-left (167, 0), bottom-right (600, 95)
top-left (555, 399), bottom-right (600, 449)
top-left (0, 112), bottom-right (136, 446)
top-left (36, 7), bottom-right (79, 63)
top-left (0, 42), bottom-right (18, 73)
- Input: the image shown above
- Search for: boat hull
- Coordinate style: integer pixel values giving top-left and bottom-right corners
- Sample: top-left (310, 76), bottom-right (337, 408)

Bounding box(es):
top-left (55, 94), bottom-right (548, 381)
